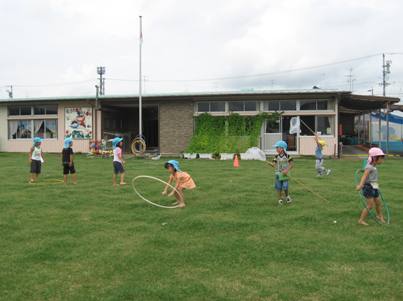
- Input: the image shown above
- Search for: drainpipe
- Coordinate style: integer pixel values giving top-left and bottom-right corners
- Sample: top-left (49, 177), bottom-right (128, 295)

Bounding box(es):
top-left (386, 102), bottom-right (390, 155)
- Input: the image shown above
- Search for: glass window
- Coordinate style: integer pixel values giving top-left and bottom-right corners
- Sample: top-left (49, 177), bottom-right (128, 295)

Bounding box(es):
top-left (317, 116), bottom-right (334, 135)
top-left (300, 116), bottom-right (315, 136)
top-left (34, 106), bottom-right (46, 115)
top-left (266, 100), bottom-right (280, 111)
top-left (20, 106), bottom-right (32, 115)
top-left (8, 106), bottom-right (20, 115)
top-left (228, 102), bottom-right (244, 111)
top-left (197, 102), bottom-right (209, 112)
top-left (265, 118), bottom-right (280, 133)
top-left (300, 100), bottom-right (316, 110)
top-left (8, 120), bottom-right (32, 139)
top-left (34, 120), bottom-right (45, 138)
top-left (280, 100), bottom-right (296, 111)
top-left (45, 120), bottom-right (57, 138)
top-left (210, 102), bottom-right (225, 112)
top-left (244, 101), bottom-right (257, 111)
top-left (45, 105), bottom-right (57, 114)
top-left (317, 100), bottom-right (328, 110)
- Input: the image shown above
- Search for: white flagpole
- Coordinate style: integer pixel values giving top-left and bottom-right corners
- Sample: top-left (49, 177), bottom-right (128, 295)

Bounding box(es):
top-left (138, 15), bottom-right (143, 139)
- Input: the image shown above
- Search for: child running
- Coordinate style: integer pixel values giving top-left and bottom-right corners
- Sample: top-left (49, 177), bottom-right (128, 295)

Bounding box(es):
top-left (112, 137), bottom-right (126, 186)
top-left (356, 147), bottom-right (386, 226)
top-left (269, 140), bottom-right (293, 205)
top-left (62, 137), bottom-right (77, 184)
top-left (314, 133), bottom-right (331, 176)
top-left (162, 160), bottom-right (196, 208)
top-left (29, 137), bottom-right (44, 183)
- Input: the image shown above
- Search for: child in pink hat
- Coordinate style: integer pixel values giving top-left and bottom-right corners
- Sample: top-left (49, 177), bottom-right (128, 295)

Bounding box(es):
top-left (356, 147), bottom-right (386, 225)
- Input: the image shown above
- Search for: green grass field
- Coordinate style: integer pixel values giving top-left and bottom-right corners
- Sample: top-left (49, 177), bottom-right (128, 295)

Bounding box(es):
top-left (0, 153), bottom-right (402, 301)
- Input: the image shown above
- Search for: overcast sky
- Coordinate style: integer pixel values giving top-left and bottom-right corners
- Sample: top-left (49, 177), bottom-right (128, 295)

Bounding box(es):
top-left (1, 0), bottom-right (403, 100)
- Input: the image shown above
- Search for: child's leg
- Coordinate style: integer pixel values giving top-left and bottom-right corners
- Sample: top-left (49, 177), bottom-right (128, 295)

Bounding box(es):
top-left (358, 198), bottom-right (374, 225)
top-left (72, 173), bottom-right (77, 184)
top-left (175, 188), bottom-right (185, 207)
top-left (316, 159), bottom-right (325, 175)
top-left (63, 174), bottom-right (68, 184)
top-left (374, 197), bottom-right (385, 223)
top-left (120, 172), bottom-right (126, 185)
top-left (112, 173), bottom-right (117, 186)
top-left (29, 173), bottom-right (36, 182)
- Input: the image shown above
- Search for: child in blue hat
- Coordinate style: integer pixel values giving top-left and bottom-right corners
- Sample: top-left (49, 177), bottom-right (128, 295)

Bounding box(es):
top-left (29, 137), bottom-right (44, 183)
top-left (62, 137), bottom-right (77, 184)
top-left (162, 160), bottom-right (196, 208)
top-left (268, 140), bottom-right (294, 205)
top-left (112, 137), bottom-right (126, 186)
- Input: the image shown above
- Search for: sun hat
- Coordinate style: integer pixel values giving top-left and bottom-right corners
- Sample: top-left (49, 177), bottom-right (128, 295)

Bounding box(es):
top-left (368, 147), bottom-right (385, 163)
top-left (274, 140), bottom-right (288, 151)
top-left (33, 137), bottom-right (43, 145)
top-left (64, 137), bottom-right (73, 149)
top-left (318, 139), bottom-right (327, 146)
top-left (112, 137), bottom-right (123, 148)
top-left (165, 160), bottom-right (181, 172)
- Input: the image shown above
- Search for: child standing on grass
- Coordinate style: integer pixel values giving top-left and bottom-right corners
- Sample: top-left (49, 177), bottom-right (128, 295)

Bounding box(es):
top-left (29, 137), bottom-right (44, 183)
top-left (112, 137), bottom-right (126, 186)
top-left (62, 137), bottom-right (77, 185)
top-left (314, 133), bottom-right (331, 176)
top-left (356, 147), bottom-right (386, 226)
top-left (162, 160), bottom-right (196, 208)
top-left (269, 140), bottom-right (293, 205)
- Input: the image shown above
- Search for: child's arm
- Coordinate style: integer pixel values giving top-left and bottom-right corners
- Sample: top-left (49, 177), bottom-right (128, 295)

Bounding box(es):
top-left (28, 147), bottom-right (33, 162)
top-left (118, 149), bottom-right (125, 164)
top-left (356, 169), bottom-right (370, 191)
top-left (168, 181), bottom-right (180, 197)
top-left (314, 133), bottom-right (320, 145)
top-left (283, 160), bottom-right (294, 174)
top-left (162, 176), bottom-right (174, 195)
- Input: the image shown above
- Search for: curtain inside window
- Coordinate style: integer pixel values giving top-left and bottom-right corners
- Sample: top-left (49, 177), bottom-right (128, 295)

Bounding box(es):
top-left (45, 120), bottom-right (57, 138)
top-left (34, 120), bottom-right (44, 138)
top-left (8, 121), bottom-right (19, 139)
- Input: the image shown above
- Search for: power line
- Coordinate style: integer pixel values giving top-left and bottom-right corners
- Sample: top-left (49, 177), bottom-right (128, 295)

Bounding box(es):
top-left (3, 79), bottom-right (94, 88)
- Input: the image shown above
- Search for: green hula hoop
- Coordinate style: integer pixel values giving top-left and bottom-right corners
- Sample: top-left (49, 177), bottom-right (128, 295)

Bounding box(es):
top-left (354, 168), bottom-right (391, 224)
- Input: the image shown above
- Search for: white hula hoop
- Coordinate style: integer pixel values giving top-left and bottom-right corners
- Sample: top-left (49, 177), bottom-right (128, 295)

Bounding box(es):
top-left (132, 175), bottom-right (183, 209)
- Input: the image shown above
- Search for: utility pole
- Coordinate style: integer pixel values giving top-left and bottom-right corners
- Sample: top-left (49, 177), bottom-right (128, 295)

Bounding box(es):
top-left (138, 16), bottom-right (143, 139)
top-left (345, 68), bottom-right (355, 92)
top-left (6, 85), bottom-right (13, 98)
top-left (380, 53), bottom-right (392, 154)
top-left (97, 66), bottom-right (106, 95)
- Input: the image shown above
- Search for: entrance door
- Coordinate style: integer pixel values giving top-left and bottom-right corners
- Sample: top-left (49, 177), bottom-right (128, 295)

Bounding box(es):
top-left (281, 116), bottom-right (297, 152)
top-left (261, 117), bottom-right (281, 153)
top-left (261, 116), bottom-right (298, 153)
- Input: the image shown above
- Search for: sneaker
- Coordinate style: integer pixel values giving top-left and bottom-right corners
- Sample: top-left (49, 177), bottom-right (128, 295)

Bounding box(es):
top-left (278, 199), bottom-right (284, 205)
top-left (326, 169), bottom-right (332, 176)
top-left (286, 196), bottom-right (293, 203)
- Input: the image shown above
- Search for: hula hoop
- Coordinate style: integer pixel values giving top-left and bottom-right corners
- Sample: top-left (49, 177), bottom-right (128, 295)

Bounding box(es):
top-left (29, 178), bottom-right (64, 185)
top-left (131, 138), bottom-right (146, 155)
top-left (131, 175), bottom-right (183, 209)
top-left (354, 168), bottom-right (391, 224)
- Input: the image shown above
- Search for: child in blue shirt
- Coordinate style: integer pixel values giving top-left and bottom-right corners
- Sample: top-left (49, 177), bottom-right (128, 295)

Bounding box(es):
top-left (314, 134), bottom-right (331, 176)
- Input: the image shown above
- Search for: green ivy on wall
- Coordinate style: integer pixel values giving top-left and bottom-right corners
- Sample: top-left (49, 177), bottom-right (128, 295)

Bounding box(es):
top-left (186, 112), bottom-right (281, 153)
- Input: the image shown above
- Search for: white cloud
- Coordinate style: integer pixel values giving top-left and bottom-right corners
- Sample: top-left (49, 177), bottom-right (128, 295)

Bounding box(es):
top-left (0, 0), bottom-right (402, 100)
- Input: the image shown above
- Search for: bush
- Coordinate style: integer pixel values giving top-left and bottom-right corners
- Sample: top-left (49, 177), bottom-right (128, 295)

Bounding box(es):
top-left (186, 112), bottom-right (280, 153)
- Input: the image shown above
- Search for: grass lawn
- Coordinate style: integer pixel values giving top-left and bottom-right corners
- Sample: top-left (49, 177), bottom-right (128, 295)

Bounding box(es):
top-left (0, 153), bottom-right (402, 301)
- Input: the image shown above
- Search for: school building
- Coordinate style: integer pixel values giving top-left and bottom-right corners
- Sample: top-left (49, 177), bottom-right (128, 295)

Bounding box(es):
top-left (0, 90), bottom-right (399, 156)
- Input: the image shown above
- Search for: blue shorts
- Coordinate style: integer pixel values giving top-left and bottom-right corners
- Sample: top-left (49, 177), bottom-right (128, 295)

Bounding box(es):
top-left (113, 161), bottom-right (125, 174)
top-left (362, 183), bottom-right (379, 198)
top-left (275, 176), bottom-right (289, 191)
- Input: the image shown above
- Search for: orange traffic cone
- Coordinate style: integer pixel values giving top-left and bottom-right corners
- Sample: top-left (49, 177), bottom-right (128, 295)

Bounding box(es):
top-left (233, 154), bottom-right (240, 168)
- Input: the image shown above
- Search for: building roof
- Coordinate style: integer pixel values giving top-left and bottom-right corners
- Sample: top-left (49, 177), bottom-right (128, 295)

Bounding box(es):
top-left (0, 89), bottom-right (352, 103)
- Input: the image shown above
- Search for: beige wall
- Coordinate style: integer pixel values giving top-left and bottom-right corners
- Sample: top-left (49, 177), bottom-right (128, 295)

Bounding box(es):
top-left (299, 136), bottom-right (336, 156)
top-left (159, 101), bottom-right (194, 155)
top-left (0, 102), bottom-right (95, 153)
